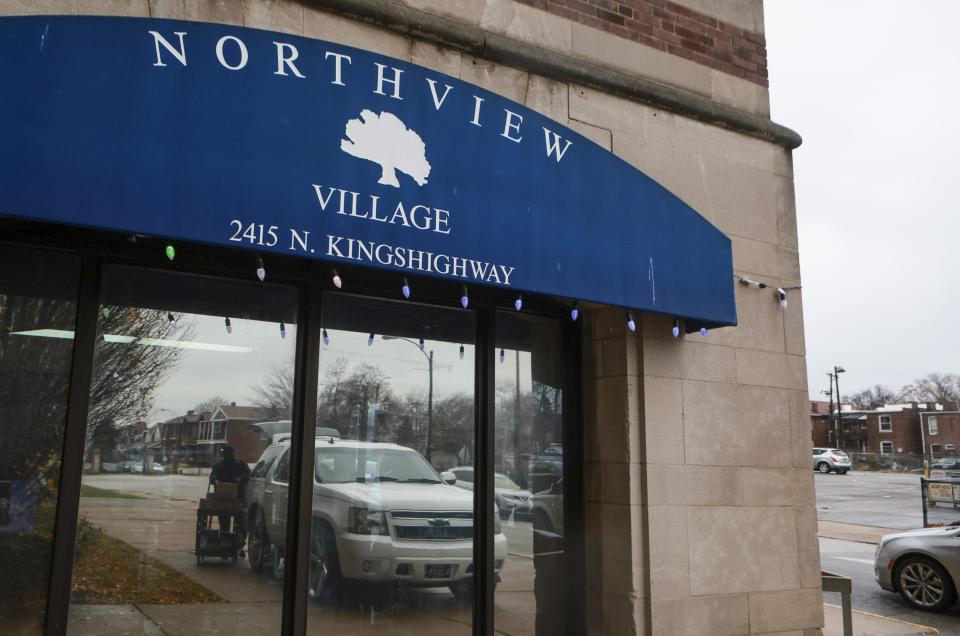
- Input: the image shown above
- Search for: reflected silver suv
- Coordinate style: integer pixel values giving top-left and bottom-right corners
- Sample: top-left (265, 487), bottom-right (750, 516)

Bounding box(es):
top-left (245, 437), bottom-right (508, 602)
top-left (812, 448), bottom-right (851, 474)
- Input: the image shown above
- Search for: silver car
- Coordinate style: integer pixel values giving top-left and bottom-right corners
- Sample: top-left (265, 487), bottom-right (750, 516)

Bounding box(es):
top-left (875, 526), bottom-right (960, 611)
top-left (812, 447), bottom-right (851, 474)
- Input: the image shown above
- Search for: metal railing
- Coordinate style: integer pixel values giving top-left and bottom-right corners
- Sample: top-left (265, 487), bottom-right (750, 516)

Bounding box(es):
top-left (822, 571), bottom-right (853, 636)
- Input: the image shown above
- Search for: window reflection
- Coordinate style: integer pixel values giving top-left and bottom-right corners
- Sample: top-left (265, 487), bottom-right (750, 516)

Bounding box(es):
top-left (301, 295), bottom-right (488, 634)
top-left (67, 267), bottom-right (297, 635)
top-left (495, 312), bottom-right (566, 635)
top-left (0, 248), bottom-right (80, 634)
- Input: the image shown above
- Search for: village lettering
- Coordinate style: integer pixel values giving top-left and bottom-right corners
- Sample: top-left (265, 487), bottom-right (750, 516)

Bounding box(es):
top-left (148, 30), bottom-right (574, 163)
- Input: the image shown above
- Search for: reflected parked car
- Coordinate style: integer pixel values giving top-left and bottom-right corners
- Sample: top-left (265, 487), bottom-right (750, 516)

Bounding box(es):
top-left (531, 478), bottom-right (563, 537)
top-left (246, 438), bottom-right (508, 602)
top-left (875, 526), bottom-right (960, 611)
top-left (812, 448), bottom-right (851, 474)
top-left (449, 466), bottom-right (533, 519)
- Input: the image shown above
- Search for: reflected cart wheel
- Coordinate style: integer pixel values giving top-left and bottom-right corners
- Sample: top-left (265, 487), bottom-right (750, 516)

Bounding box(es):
top-left (248, 512), bottom-right (267, 574)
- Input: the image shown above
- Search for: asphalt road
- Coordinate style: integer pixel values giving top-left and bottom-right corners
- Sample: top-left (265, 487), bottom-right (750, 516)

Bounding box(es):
top-left (819, 537), bottom-right (960, 634)
top-left (815, 471), bottom-right (925, 529)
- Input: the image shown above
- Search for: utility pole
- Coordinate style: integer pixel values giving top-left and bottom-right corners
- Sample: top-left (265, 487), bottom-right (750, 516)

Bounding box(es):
top-left (822, 382), bottom-right (834, 446)
top-left (426, 350), bottom-right (433, 464)
top-left (834, 366), bottom-right (846, 450)
top-left (827, 372), bottom-right (837, 448)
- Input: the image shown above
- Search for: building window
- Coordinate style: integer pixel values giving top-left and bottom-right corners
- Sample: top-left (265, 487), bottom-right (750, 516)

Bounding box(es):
top-left (929, 416), bottom-right (939, 436)
top-left (931, 444), bottom-right (943, 458)
top-left (213, 421), bottom-right (226, 440)
top-left (880, 441), bottom-right (893, 454)
top-left (879, 415), bottom-right (893, 433)
top-left (946, 444), bottom-right (956, 456)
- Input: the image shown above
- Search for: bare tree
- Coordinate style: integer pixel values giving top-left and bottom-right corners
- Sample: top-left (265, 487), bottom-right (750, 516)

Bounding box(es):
top-left (193, 395), bottom-right (231, 413)
top-left (848, 385), bottom-right (900, 409)
top-left (912, 373), bottom-right (960, 408)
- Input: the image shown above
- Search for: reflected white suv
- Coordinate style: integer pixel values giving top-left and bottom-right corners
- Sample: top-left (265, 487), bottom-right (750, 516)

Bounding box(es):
top-left (246, 437), bottom-right (508, 601)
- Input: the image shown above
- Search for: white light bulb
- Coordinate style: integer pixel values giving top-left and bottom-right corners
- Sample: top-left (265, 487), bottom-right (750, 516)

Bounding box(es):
top-left (332, 268), bottom-right (342, 289)
top-left (461, 286), bottom-right (469, 309)
top-left (626, 311), bottom-right (636, 333)
top-left (167, 312), bottom-right (176, 325)
top-left (672, 319), bottom-right (680, 338)
top-left (700, 327), bottom-right (708, 337)
top-left (402, 278), bottom-right (411, 299)
top-left (255, 255), bottom-right (266, 282)
top-left (225, 317), bottom-right (232, 334)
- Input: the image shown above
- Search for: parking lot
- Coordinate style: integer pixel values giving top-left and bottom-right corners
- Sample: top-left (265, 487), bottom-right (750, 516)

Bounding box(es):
top-left (70, 474), bottom-right (543, 635)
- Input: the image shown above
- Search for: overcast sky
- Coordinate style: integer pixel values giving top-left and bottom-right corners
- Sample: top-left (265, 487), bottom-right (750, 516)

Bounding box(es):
top-left (764, 1), bottom-right (960, 399)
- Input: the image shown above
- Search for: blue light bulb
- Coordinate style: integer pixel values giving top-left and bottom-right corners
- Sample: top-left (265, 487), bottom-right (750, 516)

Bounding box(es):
top-left (368, 333), bottom-right (374, 346)
top-left (461, 286), bottom-right (469, 309)
top-left (499, 348), bottom-right (505, 363)
top-left (626, 311), bottom-right (636, 333)
top-left (515, 295), bottom-right (523, 311)
top-left (419, 337), bottom-right (425, 351)
top-left (570, 301), bottom-right (579, 322)
top-left (322, 329), bottom-right (329, 346)
top-left (280, 322), bottom-right (286, 339)
top-left (700, 327), bottom-right (708, 337)
top-left (402, 277), bottom-right (411, 299)
top-left (459, 344), bottom-right (465, 359)
top-left (672, 318), bottom-right (680, 338)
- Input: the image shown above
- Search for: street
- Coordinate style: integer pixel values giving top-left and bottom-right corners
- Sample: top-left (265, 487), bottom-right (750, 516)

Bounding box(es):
top-left (815, 471), bottom-right (958, 634)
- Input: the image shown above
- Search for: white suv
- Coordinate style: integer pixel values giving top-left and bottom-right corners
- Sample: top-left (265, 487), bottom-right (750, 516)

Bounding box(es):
top-left (246, 437), bottom-right (508, 601)
top-left (812, 447), bottom-right (852, 474)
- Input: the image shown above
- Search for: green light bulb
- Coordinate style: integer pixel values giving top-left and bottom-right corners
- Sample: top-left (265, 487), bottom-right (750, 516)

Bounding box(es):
top-left (165, 244), bottom-right (175, 261)
top-left (101, 307), bottom-right (111, 319)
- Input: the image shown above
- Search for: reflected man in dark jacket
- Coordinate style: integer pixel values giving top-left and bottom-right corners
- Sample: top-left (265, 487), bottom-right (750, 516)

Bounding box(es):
top-left (209, 444), bottom-right (250, 555)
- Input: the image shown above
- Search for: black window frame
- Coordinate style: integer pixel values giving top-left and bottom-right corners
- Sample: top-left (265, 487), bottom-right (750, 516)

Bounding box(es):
top-left (0, 221), bottom-right (584, 636)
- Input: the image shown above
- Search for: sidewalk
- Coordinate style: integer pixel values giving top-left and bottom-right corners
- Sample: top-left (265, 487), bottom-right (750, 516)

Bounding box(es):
top-left (819, 520), bottom-right (901, 544)
top-left (823, 603), bottom-right (939, 635)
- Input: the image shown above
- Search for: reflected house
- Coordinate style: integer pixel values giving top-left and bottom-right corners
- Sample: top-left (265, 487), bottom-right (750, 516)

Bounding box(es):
top-left (150, 410), bottom-right (209, 466)
top-left (198, 403), bottom-right (274, 464)
top-left (113, 421), bottom-right (146, 462)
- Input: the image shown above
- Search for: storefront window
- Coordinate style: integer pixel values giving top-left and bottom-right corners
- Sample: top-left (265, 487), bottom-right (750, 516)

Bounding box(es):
top-left (66, 266), bottom-right (298, 634)
top-left (494, 312), bottom-right (567, 635)
top-left (0, 247), bottom-right (80, 633)
top-left (305, 294), bottom-right (480, 633)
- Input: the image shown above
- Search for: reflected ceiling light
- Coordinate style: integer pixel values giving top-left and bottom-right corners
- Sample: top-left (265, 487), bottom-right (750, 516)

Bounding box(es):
top-left (322, 329), bottom-right (329, 346)
top-left (165, 244), bottom-right (175, 261)
top-left (460, 285), bottom-right (469, 309)
top-left (570, 301), bottom-right (579, 322)
top-left (225, 317), bottom-right (232, 334)
top-left (626, 310), bottom-right (636, 333)
top-left (11, 329), bottom-right (252, 353)
top-left (255, 254), bottom-right (266, 282)
top-left (672, 318), bottom-right (680, 338)
top-left (332, 268), bottom-right (342, 289)
top-left (514, 294), bottom-right (523, 311)
top-left (402, 277), bottom-right (411, 299)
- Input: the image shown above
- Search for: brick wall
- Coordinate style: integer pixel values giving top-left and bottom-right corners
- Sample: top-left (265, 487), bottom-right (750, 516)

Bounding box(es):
top-left (517, 0), bottom-right (768, 87)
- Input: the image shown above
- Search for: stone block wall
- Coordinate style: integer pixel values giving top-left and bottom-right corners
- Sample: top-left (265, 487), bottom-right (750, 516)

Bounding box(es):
top-left (0, 0), bottom-right (818, 633)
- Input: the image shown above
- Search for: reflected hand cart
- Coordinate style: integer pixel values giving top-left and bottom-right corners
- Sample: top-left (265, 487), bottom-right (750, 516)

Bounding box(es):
top-left (195, 481), bottom-right (244, 565)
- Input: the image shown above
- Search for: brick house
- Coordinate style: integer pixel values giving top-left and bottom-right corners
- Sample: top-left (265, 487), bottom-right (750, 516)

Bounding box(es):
top-left (198, 403), bottom-right (274, 464)
top-left (811, 402), bottom-right (960, 458)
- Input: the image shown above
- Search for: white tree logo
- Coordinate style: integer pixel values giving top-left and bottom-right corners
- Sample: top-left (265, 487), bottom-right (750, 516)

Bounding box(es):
top-left (340, 110), bottom-right (431, 188)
